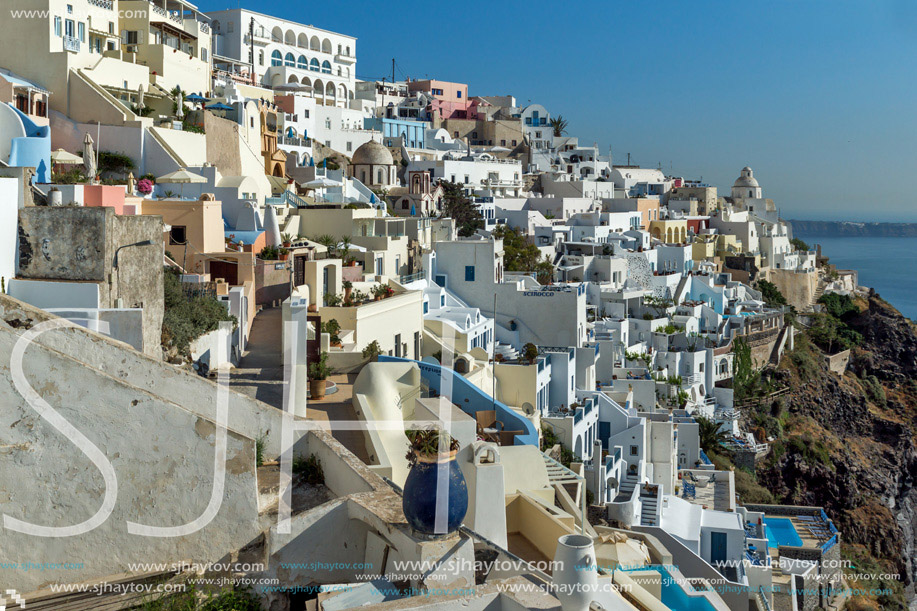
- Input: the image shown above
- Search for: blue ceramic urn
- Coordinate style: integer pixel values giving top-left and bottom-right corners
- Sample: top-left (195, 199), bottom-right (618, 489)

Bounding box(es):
top-left (402, 451), bottom-right (468, 535)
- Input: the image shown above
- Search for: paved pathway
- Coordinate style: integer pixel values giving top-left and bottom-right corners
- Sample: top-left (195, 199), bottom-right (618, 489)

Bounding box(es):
top-left (229, 307), bottom-right (285, 408)
top-left (229, 309), bottom-right (371, 463)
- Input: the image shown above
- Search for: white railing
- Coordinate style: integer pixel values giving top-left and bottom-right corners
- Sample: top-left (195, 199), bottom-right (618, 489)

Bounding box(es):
top-left (88, 0), bottom-right (113, 9)
top-left (63, 35), bottom-right (80, 52)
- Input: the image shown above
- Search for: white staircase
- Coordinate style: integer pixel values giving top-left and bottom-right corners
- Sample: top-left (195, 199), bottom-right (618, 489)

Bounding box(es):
top-left (614, 472), bottom-right (639, 502)
top-left (639, 488), bottom-right (659, 526)
top-left (494, 341), bottom-right (519, 361)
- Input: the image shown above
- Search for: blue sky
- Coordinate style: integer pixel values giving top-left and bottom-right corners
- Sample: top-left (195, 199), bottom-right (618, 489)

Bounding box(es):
top-left (199, 0), bottom-right (917, 222)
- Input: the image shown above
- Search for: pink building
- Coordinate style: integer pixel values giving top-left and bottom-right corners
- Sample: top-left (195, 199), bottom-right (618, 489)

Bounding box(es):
top-left (83, 185), bottom-right (127, 215)
top-left (407, 79), bottom-right (476, 120)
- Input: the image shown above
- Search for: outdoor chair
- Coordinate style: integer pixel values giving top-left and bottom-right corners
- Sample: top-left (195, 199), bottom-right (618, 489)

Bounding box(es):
top-left (475, 410), bottom-right (504, 443)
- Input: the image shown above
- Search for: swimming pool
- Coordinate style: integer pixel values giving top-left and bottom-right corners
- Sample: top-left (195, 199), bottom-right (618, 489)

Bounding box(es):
top-left (763, 517), bottom-right (803, 547)
top-left (623, 567), bottom-right (718, 611)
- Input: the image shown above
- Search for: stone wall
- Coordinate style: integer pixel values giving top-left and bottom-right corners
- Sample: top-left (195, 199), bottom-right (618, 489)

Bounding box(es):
top-left (824, 350), bottom-right (850, 375)
top-left (765, 268), bottom-right (818, 311)
top-left (17, 206), bottom-right (164, 357)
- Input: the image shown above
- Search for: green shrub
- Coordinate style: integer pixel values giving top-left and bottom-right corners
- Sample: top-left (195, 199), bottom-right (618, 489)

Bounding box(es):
top-left (161, 269), bottom-right (236, 356)
top-left (292, 454), bottom-right (324, 485)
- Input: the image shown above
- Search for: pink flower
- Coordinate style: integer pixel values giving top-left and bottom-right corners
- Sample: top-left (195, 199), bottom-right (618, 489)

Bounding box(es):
top-left (137, 178), bottom-right (154, 194)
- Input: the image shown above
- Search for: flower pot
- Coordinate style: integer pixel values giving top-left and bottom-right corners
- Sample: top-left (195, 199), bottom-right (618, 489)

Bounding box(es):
top-left (402, 450), bottom-right (468, 536)
top-left (552, 534), bottom-right (597, 611)
top-left (309, 379), bottom-right (326, 400)
top-left (279, 253), bottom-right (289, 261)
top-left (308, 304), bottom-right (318, 313)
top-left (344, 287), bottom-right (352, 302)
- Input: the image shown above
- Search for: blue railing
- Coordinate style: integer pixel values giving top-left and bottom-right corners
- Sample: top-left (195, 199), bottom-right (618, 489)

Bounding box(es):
top-left (820, 534), bottom-right (838, 553)
top-left (698, 449), bottom-right (713, 465)
top-left (379, 356), bottom-right (538, 447)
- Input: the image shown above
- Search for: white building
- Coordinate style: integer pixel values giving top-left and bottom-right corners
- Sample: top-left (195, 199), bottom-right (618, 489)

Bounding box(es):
top-left (409, 154), bottom-right (523, 198)
top-left (208, 8), bottom-right (357, 107)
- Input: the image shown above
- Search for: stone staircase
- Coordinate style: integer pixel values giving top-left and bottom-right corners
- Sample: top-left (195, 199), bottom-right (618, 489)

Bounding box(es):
top-left (614, 472), bottom-right (639, 502)
top-left (494, 341), bottom-right (519, 361)
top-left (639, 487), bottom-right (659, 526)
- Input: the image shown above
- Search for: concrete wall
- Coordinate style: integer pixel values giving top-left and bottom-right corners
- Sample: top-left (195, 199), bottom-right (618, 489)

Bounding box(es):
top-left (824, 349), bottom-right (850, 375)
top-left (0, 308), bottom-right (262, 594)
top-left (8, 278), bottom-right (101, 309)
top-left (0, 293), bottom-right (294, 460)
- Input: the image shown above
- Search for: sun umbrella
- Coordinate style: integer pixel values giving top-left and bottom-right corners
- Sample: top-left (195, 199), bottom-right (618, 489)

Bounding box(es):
top-left (50, 149), bottom-right (82, 165)
top-left (137, 84), bottom-right (144, 108)
top-left (303, 177), bottom-right (341, 189)
top-left (175, 91), bottom-right (184, 119)
top-left (205, 102), bottom-right (234, 111)
top-left (273, 82), bottom-right (312, 93)
top-left (83, 133), bottom-right (96, 183)
top-left (185, 92), bottom-right (208, 103)
top-left (157, 167), bottom-right (206, 199)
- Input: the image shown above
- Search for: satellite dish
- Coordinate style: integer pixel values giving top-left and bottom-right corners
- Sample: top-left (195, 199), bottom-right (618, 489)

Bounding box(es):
top-left (521, 402), bottom-right (535, 416)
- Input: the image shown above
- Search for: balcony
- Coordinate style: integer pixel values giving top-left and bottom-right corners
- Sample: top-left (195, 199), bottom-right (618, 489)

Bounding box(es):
top-left (335, 53), bottom-right (355, 65)
top-left (63, 35), bottom-right (80, 53)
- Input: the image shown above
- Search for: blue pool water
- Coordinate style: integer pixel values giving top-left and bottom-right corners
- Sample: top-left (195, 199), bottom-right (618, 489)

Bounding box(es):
top-left (623, 567), bottom-right (717, 611)
top-left (763, 517), bottom-right (803, 547)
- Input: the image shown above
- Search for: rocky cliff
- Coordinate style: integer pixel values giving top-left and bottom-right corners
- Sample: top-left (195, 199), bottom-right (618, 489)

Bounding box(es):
top-left (789, 220), bottom-right (917, 238)
top-left (747, 297), bottom-right (917, 609)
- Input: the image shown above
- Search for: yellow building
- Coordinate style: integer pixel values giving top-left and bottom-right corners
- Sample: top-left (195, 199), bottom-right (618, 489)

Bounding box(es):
top-left (649, 218), bottom-right (688, 244)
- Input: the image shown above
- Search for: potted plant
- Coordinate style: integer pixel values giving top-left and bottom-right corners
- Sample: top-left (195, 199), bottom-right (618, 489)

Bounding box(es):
top-left (323, 319), bottom-right (342, 347)
top-left (342, 280), bottom-right (353, 304)
top-left (308, 351), bottom-right (332, 400)
top-left (351, 289), bottom-right (368, 304)
top-left (281, 232), bottom-right (293, 248)
top-left (371, 284), bottom-right (385, 301)
top-left (522, 342), bottom-right (539, 364)
top-left (402, 428), bottom-right (468, 536)
top-left (278, 247), bottom-right (289, 261)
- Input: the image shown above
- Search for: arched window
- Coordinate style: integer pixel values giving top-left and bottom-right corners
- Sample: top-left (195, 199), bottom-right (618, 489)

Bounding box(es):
top-left (377, 169), bottom-right (384, 184)
top-left (346, 45), bottom-right (350, 56)
top-left (271, 27), bottom-right (282, 42)
top-left (258, 50), bottom-right (264, 66)
top-left (284, 30), bottom-right (295, 45)
top-left (321, 60), bottom-right (331, 74)
top-left (297, 32), bottom-right (308, 48)
top-left (297, 55), bottom-right (307, 69)
top-left (284, 52), bottom-right (295, 67)
top-left (271, 50), bottom-right (283, 67)
top-left (321, 38), bottom-right (331, 54)
top-left (309, 58), bottom-right (320, 72)
top-left (310, 35), bottom-right (320, 50)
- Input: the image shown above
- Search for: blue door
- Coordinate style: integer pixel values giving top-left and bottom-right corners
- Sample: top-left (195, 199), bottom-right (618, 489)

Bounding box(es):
top-left (710, 531), bottom-right (727, 565)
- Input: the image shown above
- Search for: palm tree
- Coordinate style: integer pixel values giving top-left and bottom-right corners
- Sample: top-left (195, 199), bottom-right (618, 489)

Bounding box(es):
top-left (695, 415), bottom-right (730, 455)
top-left (314, 234), bottom-right (336, 254)
top-left (338, 235), bottom-right (352, 263)
top-left (550, 115), bottom-right (569, 137)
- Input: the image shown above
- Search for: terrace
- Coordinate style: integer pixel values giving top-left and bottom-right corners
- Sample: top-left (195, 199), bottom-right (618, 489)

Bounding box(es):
top-left (678, 468), bottom-right (735, 512)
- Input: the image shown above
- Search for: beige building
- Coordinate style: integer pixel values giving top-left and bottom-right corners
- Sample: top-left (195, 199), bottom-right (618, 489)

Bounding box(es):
top-left (0, 0), bottom-right (210, 124)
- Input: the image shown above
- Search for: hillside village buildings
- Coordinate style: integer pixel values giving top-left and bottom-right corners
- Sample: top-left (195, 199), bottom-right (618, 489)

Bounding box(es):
top-left (0, 4), bottom-right (852, 611)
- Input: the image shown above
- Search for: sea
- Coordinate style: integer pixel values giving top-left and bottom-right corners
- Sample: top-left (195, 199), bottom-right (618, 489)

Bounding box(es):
top-left (795, 235), bottom-right (917, 320)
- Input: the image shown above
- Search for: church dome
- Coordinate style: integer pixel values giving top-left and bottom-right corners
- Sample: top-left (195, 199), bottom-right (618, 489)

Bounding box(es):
top-left (352, 140), bottom-right (394, 166)
top-left (733, 166), bottom-right (759, 188)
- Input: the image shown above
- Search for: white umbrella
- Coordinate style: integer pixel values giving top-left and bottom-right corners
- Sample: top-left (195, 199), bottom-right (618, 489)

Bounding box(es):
top-left (303, 177), bottom-right (341, 188)
top-left (83, 133), bottom-right (96, 182)
top-left (274, 82), bottom-right (312, 93)
top-left (176, 91), bottom-right (184, 119)
top-left (137, 84), bottom-right (144, 108)
top-left (157, 167), bottom-right (206, 199)
top-left (50, 148), bottom-right (82, 164)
